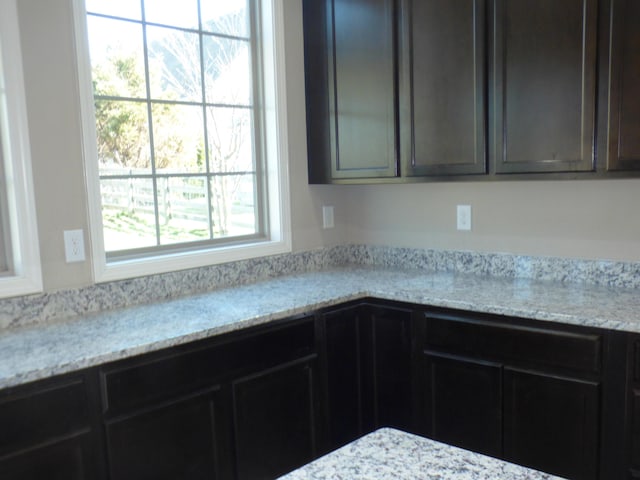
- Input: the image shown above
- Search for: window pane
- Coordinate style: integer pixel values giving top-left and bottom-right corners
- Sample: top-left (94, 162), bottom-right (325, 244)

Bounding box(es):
top-left (158, 176), bottom-right (209, 245)
top-left (95, 100), bottom-right (152, 173)
top-left (88, 16), bottom-right (146, 98)
top-left (85, 0), bottom-right (142, 20)
top-left (101, 177), bottom-right (157, 251)
top-left (153, 104), bottom-right (205, 173)
top-left (207, 106), bottom-right (254, 173)
top-left (147, 26), bottom-right (202, 102)
top-left (144, 0), bottom-right (198, 29)
top-left (203, 36), bottom-right (251, 106)
top-left (210, 174), bottom-right (257, 237)
top-left (201, 0), bottom-right (249, 37)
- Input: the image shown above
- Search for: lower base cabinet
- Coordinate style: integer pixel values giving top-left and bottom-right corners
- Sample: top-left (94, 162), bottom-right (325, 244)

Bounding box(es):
top-left (0, 299), bottom-right (634, 480)
top-left (105, 387), bottom-right (227, 480)
top-left (232, 357), bottom-right (319, 480)
top-left (421, 352), bottom-right (502, 457)
top-left (417, 308), bottom-right (606, 480)
top-left (321, 302), bottom-right (412, 452)
top-left (503, 368), bottom-right (599, 480)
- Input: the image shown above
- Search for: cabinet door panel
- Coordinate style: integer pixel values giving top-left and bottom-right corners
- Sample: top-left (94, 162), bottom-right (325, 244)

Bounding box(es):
top-left (233, 357), bottom-right (318, 480)
top-left (105, 388), bottom-right (226, 480)
top-left (324, 308), bottom-right (363, 448)
top-left (492, 0), bottom-right (597, 173)
top-left (371, 306), bottom-right (413, 429)
top-left (330, 0), bottom-right (397, 179)
top-left (607, 0), bottom-right (640, 171)
top-left (400, 0), bottom-right (486, 176)
top-left (631, 389), bottom-right (640, 469)
top-left (0, 437), bottom-right (89, 480)
top-left (422, 352), bottom-right (502, 457)
top-left (504, 368), bottom-right (599, 480)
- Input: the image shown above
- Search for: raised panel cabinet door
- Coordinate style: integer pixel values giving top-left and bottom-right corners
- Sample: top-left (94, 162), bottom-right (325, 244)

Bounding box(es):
top-left (323, 307), bottom-right (365, 450)
top-left (329, 0), bottom-right (398, 179)
top-left (399, 0), bottom-right (486, 176)
top-left (491, 0), bottom-right (597, 173)
top-left (504, 368), bottom-right (599, 480)
top-left (607, 0), bottom-right (640, 171)
top-left (421, 351), bottom-right (503, 457)
top-left (232, 357), bottom-right (319, 480)
top-left (104, 387), bottom-right (229, 480)
top-left (0, 436), bottom-right (91, 480)
top-left (370, 305), bottom-right (413, 430)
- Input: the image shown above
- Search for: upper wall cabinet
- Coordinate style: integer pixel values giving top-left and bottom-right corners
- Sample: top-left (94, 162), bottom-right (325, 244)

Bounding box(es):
top-left (399, 0), bottom-right (487, 176)
top-left (303, 0), bottom-right (639, 183)
top-left (606, 0), bottom-right (640, 171)
top-left (490, 0), bottom-right (598, 174)
top-left (304, 0), bottom-right (398, 183)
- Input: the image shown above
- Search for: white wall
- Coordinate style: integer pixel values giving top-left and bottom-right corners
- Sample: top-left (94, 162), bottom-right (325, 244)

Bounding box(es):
top-left (14, 0), bottom-right (640, 295)
top-left (16, 0), bottom-right (347, 292)
top-left (344, 179), bottom-right (640, 261)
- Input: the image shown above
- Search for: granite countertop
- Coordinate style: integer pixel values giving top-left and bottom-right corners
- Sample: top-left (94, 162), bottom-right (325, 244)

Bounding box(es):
top-left (2, 265), bottom-right (640, 389)
top-left (278, 427), bottom-right (565, 480)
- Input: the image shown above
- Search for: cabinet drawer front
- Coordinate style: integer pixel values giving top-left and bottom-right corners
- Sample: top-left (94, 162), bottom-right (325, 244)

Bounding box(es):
top-left (0, 378), bottom-right (89, 457)
top-left (102, 317), bottom-right (316, 414)
top-left (424, 312), bottom-right (601, 374)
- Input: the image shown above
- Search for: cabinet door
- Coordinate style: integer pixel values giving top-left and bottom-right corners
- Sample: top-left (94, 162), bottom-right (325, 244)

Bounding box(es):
top-left (328, 0), bottom-right (398, 179)
top-left (399, 0), bottom-right (486, 176)
top-left (421, 352), bottom-right (503, 457)
top-left (323, 306), bottom-right (365, 449)
top-left (504, 368), bottom-right (599, 480)
top-left (607, 0), bottom-right (640, 171)
top-left (369, 305), bottom-right (413, 430)
top-left (232, 357), bottom-right (319, 480)
top-left (0, 376), bottom-right (99, 480)
top-left (104, 387), bottom-right (229, 480)
top-left (491, 0), bottom-right (597, 173)
top-left (0, 436), bottom-right (91, 480)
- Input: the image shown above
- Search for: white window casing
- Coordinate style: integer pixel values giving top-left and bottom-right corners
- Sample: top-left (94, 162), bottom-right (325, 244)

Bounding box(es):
top-left (73, 0), bottom-right (291, 282)
top-left (0, 0), bottom-right (43, 298)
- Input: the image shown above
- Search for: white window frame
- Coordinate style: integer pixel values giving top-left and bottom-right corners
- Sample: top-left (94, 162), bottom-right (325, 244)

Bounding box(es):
top-left (0, 0), bottom-right (43, 298)
top-left (73, 0), bottom-right (291, 282)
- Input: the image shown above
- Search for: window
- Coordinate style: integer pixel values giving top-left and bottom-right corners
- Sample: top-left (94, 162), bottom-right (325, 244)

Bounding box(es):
top-left (75, 0), bottom-right (291, 281)
top-left (0, 0), bottom-right (43, 297)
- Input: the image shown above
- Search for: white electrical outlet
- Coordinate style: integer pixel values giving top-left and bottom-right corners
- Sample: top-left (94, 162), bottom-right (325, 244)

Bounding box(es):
top-left (64, 229), bottom-right (86, 263)
top-left (457, 205), bottom-right (472, 231)
top-left (322, 205), bottom-right (335, 229)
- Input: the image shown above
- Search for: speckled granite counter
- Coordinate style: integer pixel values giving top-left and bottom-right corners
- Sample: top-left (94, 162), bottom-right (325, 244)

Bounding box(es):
top-left (278, 428), bottom-right (565, 479)
top-left (2, 265), bottom-right (640, 389)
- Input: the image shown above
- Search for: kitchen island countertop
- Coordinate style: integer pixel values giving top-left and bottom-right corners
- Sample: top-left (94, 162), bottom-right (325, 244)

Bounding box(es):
top-left (278, 428), bottom-right (565, 479)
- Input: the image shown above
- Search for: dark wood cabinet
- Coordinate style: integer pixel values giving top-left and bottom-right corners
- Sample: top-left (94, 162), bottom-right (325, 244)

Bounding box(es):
top-left (399, 0), bottom-right (486, 176)
top-left (627, 337), bottom-right (640, 479)
top-left (0, 300), bottom-right (636, 479)
top-left (100, 315), bottom-right (319, 480)
top-left (304, 0), bottom-right (398, 182)
top-left (0, 375), bottom-right (102, 480)
top-left (104, 387), bottom-right (227, 480)
top-left (232, 357), bottom-right (319, 480)
top-left (606, 0), bottom-right (640, 171)
top-left (421, 351), bottom-right (502, 457)
top-left (321, 303), bottom-right (412, 451)
top-left (490, 0), bottom-right (598, 174)
top-left (504, 368), bottom-right (599, 480)
top-left (417, 308), bottom-right (604, 479)
top-left (304, 0), bottom-right (640, 182)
